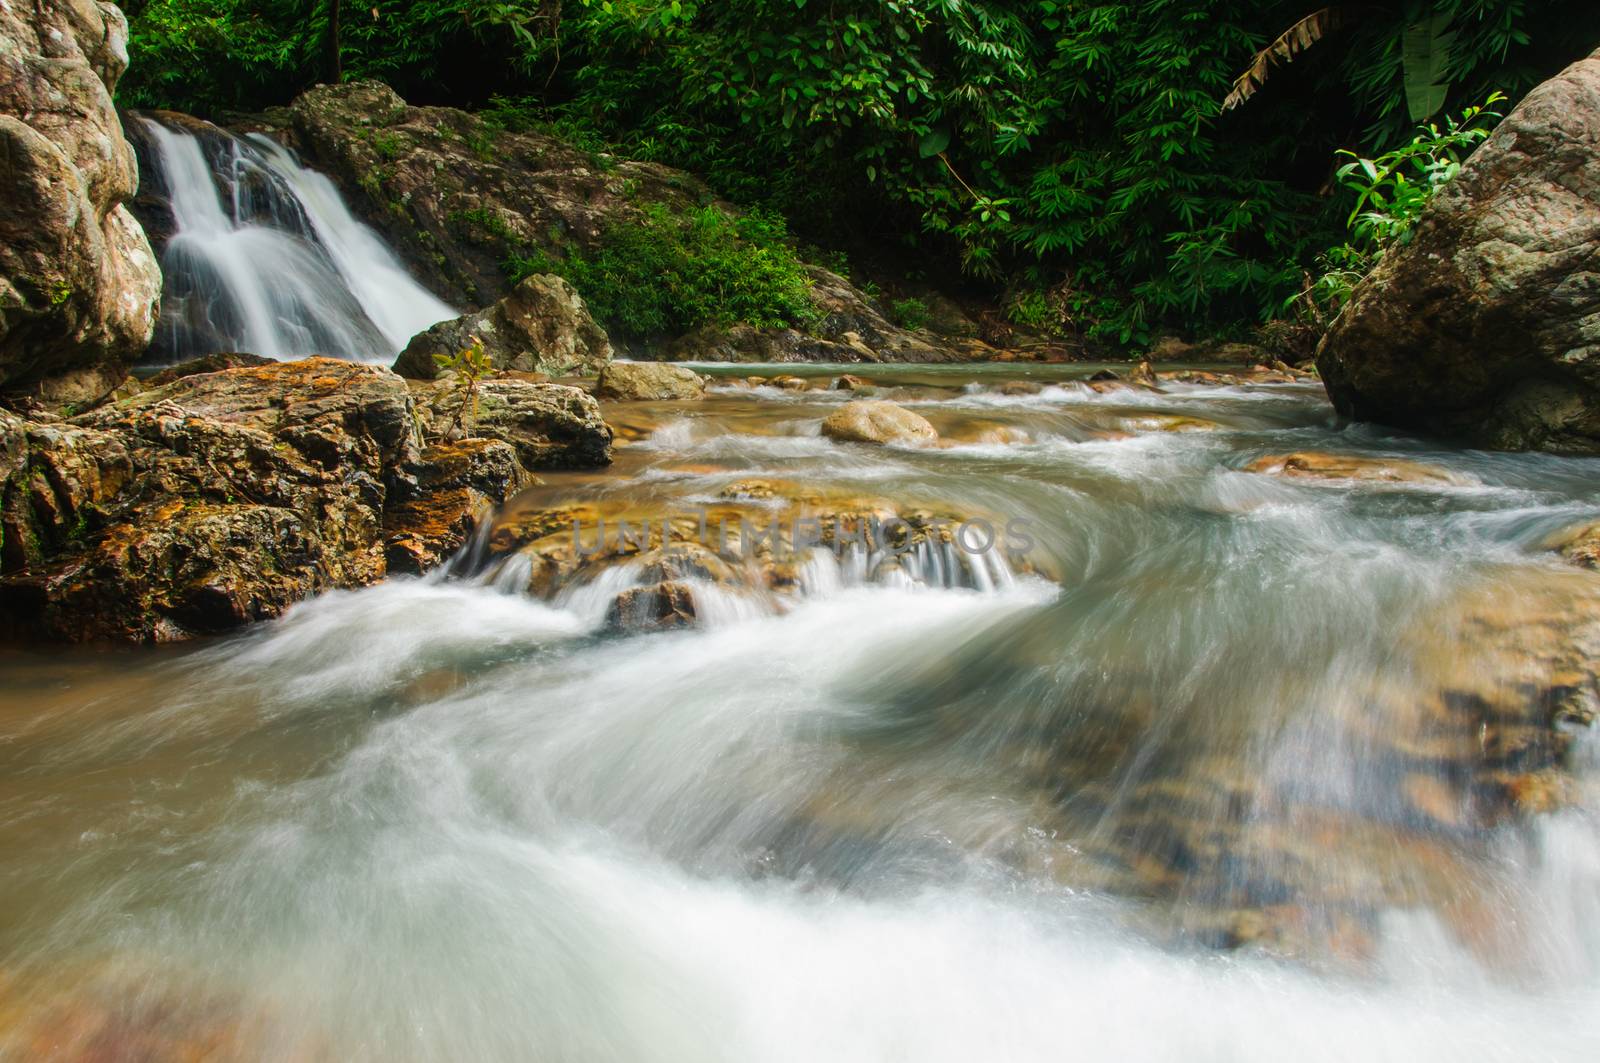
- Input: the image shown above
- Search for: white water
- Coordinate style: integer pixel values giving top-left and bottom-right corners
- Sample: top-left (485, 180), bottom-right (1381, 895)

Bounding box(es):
top-left (4, 371), bottom-right (1600, 1058)
top-left (139, 119), bottom-right (456, 363)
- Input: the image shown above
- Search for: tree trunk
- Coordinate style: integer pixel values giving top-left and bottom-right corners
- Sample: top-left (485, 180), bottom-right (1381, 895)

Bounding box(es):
top-left (325, 0), bottom-right (343, 83)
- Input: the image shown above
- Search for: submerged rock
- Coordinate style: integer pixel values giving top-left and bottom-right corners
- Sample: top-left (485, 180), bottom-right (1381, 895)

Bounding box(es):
top-left (1243, 451), bottom-right (1476, 487)
top-left (393, 273), bottom-right (611, 380)
top-left (821, 400), bottom-right (939, 447)
top-left (594, 362), bottom-right (707, 402)
top-left (0, 0), bottom-right (162, 404)
top-left (1317, 46), bottom-right (1600, 454)
top-left (1549, 520), bottom-right (1600, 569)
top-left (604, 581), bottom-right (698, 632)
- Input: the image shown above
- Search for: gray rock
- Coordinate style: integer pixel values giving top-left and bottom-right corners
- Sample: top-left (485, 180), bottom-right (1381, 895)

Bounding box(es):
top-left (393, 273), bottom-right (611, 380)
top-left (1317, 47), bottom-right (1600, 454)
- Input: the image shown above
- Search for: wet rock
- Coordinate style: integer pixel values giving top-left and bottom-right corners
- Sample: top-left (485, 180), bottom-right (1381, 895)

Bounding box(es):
top-left (821, 400), bottom-right (938, 447)
top-left (1129, 359), bottom-right (1159, 387)
top-left (594, 362), bottom-right (706, 401)
top-left (1550, 521), bottom-right (1600, 569)
top-left (385, 438), bottom-right (529, 574)
top-left (144, 352), bottom-right (275, 387)
top-left (413, 376), bottom-right (613, 469)
top-left (835, 374), bottom-right (871, 390)
top-left (1317, 47), bottom-right (1600, 454)
top-left (392, 273), bottom-right (611, 380)
top-left (604, 581), bottom-right (698, 632)
top-left (0, 358), bottom-right (421, 641)
top-left (1243, 451), bottom-right (1476, 487)
top-left (0, 358), bottom-right (556, 641)
top-left (1118, 413), bottom-right (1221, 433)
top-left (0, 0), bottom-right (162, 404)
top-left (941, 421), bottom-right (1030, 446)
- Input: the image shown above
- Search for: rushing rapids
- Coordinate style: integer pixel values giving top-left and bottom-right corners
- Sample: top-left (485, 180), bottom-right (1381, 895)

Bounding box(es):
top-left (2, 365), bottom-right (1599, 1060)
top-left (132, 118), bottom-right (457, 364)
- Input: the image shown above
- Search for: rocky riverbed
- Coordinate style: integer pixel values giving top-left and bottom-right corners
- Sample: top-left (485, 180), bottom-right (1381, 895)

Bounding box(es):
top-left (2, 363), bottom-right (1598, 1059)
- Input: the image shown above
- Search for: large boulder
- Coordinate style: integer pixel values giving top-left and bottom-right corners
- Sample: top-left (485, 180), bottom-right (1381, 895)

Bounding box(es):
top-left (1317, 48), bottom-right (1600, 454)
top-left (594, 362), bottom-right (707, 401)
top-left (0, 1), bottom-right (161, 404)
top-left (393, 273), bottom-right (611, 380)
top-left (0, 359), bottom-right (537, 642)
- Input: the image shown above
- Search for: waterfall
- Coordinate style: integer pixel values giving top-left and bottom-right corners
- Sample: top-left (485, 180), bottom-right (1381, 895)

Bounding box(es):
top-left (136, 118), bottom-right (457, 364)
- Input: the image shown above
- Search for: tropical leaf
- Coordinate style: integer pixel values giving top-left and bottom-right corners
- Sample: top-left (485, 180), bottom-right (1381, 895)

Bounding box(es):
top-left (1403, 14), bottom-right (1456, 121)
top-left (1223, 7), bottom-right (1345, 111)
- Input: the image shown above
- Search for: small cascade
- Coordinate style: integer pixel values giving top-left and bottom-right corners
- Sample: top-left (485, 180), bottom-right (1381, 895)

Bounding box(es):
top-left (134, 117), bottom-right (457, 364)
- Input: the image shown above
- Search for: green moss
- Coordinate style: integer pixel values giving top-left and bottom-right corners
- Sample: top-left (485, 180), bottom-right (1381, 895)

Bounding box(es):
top-left (370, 131), bottom-right (403, 160)
top-left (503, 203), bottom-right (820, 341)
top-left (449, 206), bottom-right (517, 243)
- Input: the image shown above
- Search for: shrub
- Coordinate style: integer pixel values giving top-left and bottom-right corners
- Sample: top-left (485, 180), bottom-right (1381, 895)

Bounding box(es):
top-left (889, 297), bottom-right (931, 331)
top-left (1292, 93), bottom-right (1504, 325)
top-left (505, 204), bottom-right (820, 340)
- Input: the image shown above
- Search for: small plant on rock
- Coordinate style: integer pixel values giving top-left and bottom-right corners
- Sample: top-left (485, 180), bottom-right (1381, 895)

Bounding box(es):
top-left (432, 338), bottom-right (493, 437)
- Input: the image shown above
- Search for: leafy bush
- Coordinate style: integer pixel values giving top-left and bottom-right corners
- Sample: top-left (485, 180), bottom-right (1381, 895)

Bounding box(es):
top-left (119, 1), bottom-right (1600, 346)
top-left (889, 297), bottom-right (931, 331)
top-left (505, 204), bottom-right (820, 340)
top-left (1293, 93), bottom-right (1504, 322)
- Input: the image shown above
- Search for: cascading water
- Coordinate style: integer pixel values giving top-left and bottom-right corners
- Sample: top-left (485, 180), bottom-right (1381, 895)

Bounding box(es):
top-left (135, 118), bottom-right (457, 364)
top-left (2, 365), bottom-right (1599, 1060)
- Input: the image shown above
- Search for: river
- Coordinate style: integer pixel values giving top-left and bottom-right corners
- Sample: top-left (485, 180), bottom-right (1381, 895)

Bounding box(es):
top-left (2, 364), bottom-right (1598, 1060)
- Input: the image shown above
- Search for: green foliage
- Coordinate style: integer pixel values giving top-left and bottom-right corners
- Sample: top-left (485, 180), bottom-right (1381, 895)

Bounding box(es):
top-left (119, 0), bottom-right (1599, 346)
top-left (888, 297), bottom-right (930, 332)
top-left (432, 339), bottom-right (494, 434)
top-left (1294, 92), bottom-right (1503, 323)
top-left (449, 206), bottom-right (518, 242)
top-left (505, 204), bottom-right (820, 340)
top-left (1335, 92), bottom-right (1503, 247)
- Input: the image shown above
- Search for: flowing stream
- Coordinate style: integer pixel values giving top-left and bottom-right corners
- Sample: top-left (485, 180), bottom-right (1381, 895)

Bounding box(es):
top-left (3, 365), bottom-right (1599, 1060)
top-left (134, 119), bottom-right (457, 364)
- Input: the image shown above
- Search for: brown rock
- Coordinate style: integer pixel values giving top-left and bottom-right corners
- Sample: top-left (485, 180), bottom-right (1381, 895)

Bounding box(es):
top-left (820, 400), bottom-right (938, 446)
top-left (144, 352), bottom-right (275, 387)
top-left (384, 438), bottom-right (530, 574)
top-left (414, 376), bottom-right (613, 469)
top-left (594, 362), bottom-right (706, 402)
top-left (1243, 451), bottom-right (1476, 487)
top-left (604, 581), bottom-right (698, 632)
top-left (1550, 521), bottom-right (1600, 569)
top-left (1317, 47), bottom-right (1600, 454)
